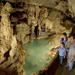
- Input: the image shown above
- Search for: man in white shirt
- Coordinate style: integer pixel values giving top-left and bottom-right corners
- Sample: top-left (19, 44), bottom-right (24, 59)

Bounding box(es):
top-left (67, 34), bottom-right (75, 71)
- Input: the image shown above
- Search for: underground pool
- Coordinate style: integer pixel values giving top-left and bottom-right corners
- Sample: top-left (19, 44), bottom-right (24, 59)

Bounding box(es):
top-left (24, 38), bottom-right (53, 75)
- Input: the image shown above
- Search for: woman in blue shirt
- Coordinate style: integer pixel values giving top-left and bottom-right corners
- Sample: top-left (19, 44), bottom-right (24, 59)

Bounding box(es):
top-left (55, 42), bottom-right (66, 66)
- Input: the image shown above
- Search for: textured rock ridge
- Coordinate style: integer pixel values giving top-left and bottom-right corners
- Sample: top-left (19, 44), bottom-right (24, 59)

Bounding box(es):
top-left (0, 2), bottom-right (25, 75)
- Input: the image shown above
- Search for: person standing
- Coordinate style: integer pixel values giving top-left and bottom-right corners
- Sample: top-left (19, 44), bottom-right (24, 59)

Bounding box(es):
top-left (60, 32), bottom-right (68, 44)
top-left (55, 42), bottom-right (66, 66)
top-left (67, 34), bottom-right (75, 71)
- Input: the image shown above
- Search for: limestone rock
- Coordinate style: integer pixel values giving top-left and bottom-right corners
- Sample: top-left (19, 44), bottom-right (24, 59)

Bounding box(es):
top-left (0, 2), bottom-right (26, 75)
top-left (55, 1), bottom-right (68, 13)
top-left (16, 23), bottom-right (30, 44)
top-left (42, 18), bottom-right (53, 30)
top-left (10, 35), bottom-right (17, 57)
top-left (0, 1), bottom-right (75, 75)
top-left (68, 0), bottom-right (75, 16)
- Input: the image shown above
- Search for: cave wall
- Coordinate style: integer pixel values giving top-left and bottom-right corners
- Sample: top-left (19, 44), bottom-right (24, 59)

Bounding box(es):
top-left (0, 0), bottom-right (75, 75)
top-left (0, 0), bottom-right (74, 43)
top-left (0, 2), bottom-right (26, 75)
top-left (7, 0), bottom-right (75, 47)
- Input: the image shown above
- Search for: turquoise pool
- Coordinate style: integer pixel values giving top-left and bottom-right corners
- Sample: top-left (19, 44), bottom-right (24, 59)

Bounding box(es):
top-left (24, 38), bottom-right (52, 75)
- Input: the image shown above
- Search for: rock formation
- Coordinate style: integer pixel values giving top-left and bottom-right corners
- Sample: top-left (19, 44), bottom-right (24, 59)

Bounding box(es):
top-left (0, 2), bottom-right (25, 75)
top-left (0, 0), bottom-right (75, 75)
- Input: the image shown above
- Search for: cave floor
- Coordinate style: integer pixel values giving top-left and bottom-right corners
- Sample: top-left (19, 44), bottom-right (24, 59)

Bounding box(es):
top-left (24, 38), bottom-right (52, 75)
top-left (55, 63), bottom-right (75, 75)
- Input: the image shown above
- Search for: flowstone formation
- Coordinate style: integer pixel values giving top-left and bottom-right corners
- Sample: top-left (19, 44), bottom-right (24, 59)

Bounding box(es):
top-left (0, 2), bottom-right (25, 75)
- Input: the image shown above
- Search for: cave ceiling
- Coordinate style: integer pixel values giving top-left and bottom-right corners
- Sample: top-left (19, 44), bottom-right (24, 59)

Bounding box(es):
top-left (1, 0), bottom-right (60, 8)
top-left (0, 0), bottom-right (75, 16)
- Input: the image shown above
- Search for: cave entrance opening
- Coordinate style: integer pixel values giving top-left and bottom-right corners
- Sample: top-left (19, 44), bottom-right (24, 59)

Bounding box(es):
top-left (34, 25), bottom-right (39, 38)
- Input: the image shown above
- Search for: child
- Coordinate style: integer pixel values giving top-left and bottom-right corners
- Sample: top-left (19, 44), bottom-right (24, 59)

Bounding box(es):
top-left (60, 38), bottom-right (66, 44)
top-left (55, 42), bottom-right (66, 66)
top-left (60, 32), bottom-right (68, 44)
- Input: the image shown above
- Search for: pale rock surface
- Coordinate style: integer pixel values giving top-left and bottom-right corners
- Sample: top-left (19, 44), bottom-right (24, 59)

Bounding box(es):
top-left (0, 2), bottom-right (26, 75)
top-left (16, 23), bottom-right (30, 44)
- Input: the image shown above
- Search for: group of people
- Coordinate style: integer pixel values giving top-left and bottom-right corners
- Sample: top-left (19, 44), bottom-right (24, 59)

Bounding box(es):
top-left (53, 32), bottom-right (75, 71)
